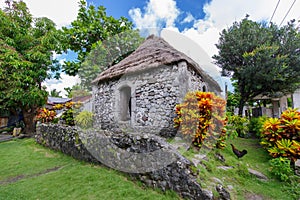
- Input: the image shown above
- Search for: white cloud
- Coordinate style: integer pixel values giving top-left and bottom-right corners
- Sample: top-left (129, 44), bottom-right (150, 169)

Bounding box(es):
top-left (129, 0), bottom-right (300, 58)
top-left (129, 0), bottom-right (180, 35)
top-left (182, 27), bottom-right (220, 59)
top-left (182, 12), bottom-right (195, 24)
top-left (0, 0), bottom-right (80, 28)
top-left (181, 0), bottom-right (300, 59)
top-left (43, 74), bottom-right (81, 98)
top-left (203, 0), bottom-right (300, 29)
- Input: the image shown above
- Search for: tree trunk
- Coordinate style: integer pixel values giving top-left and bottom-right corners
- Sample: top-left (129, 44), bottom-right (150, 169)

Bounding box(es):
top-left (237, 98), bottom-right (246, 137)
top-left (22, 108), bottom-right (37, 136)
top-left (238, 99), bottom-right (245, 116)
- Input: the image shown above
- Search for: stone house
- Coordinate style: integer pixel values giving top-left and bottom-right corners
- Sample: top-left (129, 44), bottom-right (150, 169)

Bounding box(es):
top-left (92, 35), bottom-right (222, 137)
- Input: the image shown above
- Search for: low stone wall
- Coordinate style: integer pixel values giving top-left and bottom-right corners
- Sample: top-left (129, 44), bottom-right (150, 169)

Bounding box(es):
top-left (35, 123), bottom-right (100, 164)
top-left (35, 123), bottom-right (210, 200)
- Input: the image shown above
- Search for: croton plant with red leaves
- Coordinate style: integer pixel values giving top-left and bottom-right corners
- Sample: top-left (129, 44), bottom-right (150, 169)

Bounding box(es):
top-left (174, 91), bottom-right (227, 149)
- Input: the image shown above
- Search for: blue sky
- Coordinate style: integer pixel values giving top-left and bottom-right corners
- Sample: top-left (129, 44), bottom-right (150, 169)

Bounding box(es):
top-left (1, 0), bottom-right (300, 96)
top-left (88, 0), bottom-right (208, 32)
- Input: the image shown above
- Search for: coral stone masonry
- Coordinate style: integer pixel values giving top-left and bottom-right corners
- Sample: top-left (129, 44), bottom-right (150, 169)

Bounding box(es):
top-left (92, 35), bottom-right (222, 136)
top-left (35, 123), bottom-right (212, 200)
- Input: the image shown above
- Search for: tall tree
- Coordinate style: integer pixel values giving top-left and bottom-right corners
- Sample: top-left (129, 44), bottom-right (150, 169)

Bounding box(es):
top-left (64, 84), bottom-right (90, 98)
top-left (49, 89), bottom-right (62, 98)
top-left (62, 0), bottom-right (133, 76)
top-left (79, 30), bottom-right (144, 90)
top-left (0, 1), bottom-right (63, 135)
top-left (213, 16), bottom-right (300, 115)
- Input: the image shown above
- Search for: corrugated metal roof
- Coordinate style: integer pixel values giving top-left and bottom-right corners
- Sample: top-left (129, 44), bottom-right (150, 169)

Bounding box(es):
top-left (47, 97), bottom-right (71, 104)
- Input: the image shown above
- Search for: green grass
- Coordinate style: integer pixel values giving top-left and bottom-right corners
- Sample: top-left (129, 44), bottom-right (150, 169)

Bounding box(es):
top-left (2, 137), bottom-right (299, 200)
top-left (0, 139), bottom-right (179, 200)
top-left (179, 137), bottom-right (300, 200)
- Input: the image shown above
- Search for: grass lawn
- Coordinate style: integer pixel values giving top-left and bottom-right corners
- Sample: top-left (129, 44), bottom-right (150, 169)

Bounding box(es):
top-left (0, 139), bottom-right (179, 200)
top-left (179, 137), bottom-right (300, 200)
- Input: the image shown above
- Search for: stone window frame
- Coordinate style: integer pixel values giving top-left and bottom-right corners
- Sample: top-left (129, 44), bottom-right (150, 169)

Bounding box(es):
top-left (115, 81), bottom-right (136, 124)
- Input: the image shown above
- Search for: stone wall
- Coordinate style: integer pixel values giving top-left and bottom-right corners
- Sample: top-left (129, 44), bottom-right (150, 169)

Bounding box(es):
top-left (93, 80), bottom-right (118, 130)
top-left (187, 66), bottom-right (206, 92)
top-left (93, 61), bottom-right (206, 137)
top-left (35, 123), bottom-right (100, 164)
top-left (35, 123), bottom-right (211, 200)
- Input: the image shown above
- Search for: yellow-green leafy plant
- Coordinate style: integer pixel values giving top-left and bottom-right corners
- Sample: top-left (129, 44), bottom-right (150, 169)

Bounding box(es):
top-left (52, 103), bottom-right (64, 110)
top-left (261, 108), bottom-right (300, 161)
top-left (268, 139), bottom-right (300, 160)
top-left (225, 113), bottom-right (250, 138)
top-left (174, 91), bottom-right (227, 149)
top-left (52, 101), bottom-right (82, 126)
top-left (53, 102), bottom-right (82, 110)
top-left (75, 111), bottom-right (94, 129)
top-left (61, 109), bottom-right (75, 126)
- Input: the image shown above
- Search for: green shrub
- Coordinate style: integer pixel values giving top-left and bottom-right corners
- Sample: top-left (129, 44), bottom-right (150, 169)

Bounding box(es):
top-left (269, 157), bottom-right (293, 182)
top-left (174, 91), bottom-right (227, 149)
top-left (51, 101), bottom-right (82, 126)
top-left (248, 116), bottom-right (268, 137)
top-left (225, 114), bottom-right (249, 138)
top-left (52, 118), bottom-right (59, 124)
top-left (61, 109), bottom-right (75, 126)
top-left (75, 111), bottom-right (94, 129)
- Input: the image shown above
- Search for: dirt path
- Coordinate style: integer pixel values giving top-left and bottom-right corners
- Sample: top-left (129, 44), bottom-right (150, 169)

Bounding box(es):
top-left (0, 166), bottom-right (63, 185)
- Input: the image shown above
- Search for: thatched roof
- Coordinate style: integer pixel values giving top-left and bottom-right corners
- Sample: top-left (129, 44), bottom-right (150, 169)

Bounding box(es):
top-left (92, 35), bottom-right (221, 92)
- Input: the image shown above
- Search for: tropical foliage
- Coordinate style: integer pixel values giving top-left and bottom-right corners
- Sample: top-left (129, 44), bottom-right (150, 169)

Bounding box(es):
top-left (248, 115), bottom-right (268, 137)
top-left (214, 16), bottom-right (300, 115)
top-left (174, 91), bottom-right (227, 149)
top-left (36, 108), bottom-right (56, 123)
top-left (37, 101), bottom-right (82, 126)
top-left (61, 109), bottom-right (76, 126)
top-left (225, 114), bottom-right (249, 138)
top-left (0, 1), bottom-right (63, 134)
top-left (269, 157), bottom-right (293, 182)
top-left (261, 108), bottom-right (300, 161)
top-left (62, 0), bottom-right (133, 76)
top-left (64, 84), bottom-right (91, 98)
top-left (75, 111), bottom-right (94, 129)
top-left (79, 30), bottom-right (144, 90)
top-left (226, 91), bottom-right (240, 113)
top-left (49, 89), bottom-right (62, 98)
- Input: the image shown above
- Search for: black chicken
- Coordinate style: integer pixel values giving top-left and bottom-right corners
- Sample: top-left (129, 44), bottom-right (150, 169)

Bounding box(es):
top-left (230, 144), bottom-right (247, 159)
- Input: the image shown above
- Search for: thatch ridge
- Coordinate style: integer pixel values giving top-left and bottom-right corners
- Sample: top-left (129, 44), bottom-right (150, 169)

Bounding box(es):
top-left (92, 35), bottom-right (221, 91)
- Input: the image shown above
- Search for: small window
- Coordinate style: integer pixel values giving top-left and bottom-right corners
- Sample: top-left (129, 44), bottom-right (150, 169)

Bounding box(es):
top-left (119, 86), bottom-right (131, 121)
top-left (202, 85), bottom-right (206, 92)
